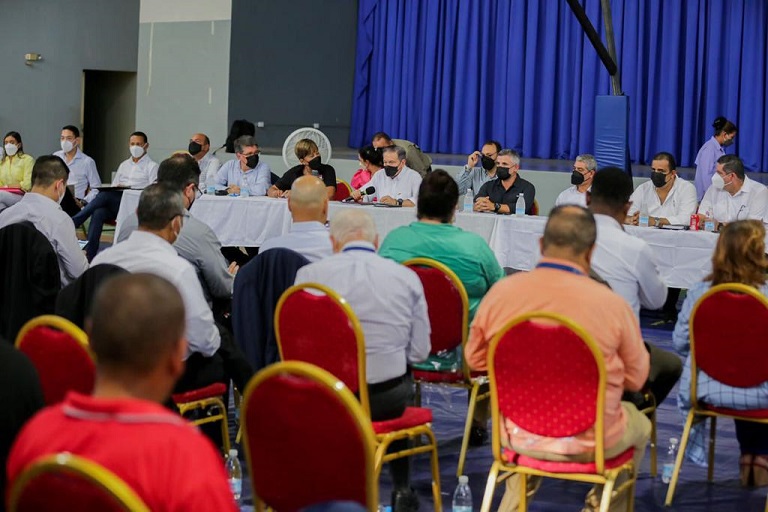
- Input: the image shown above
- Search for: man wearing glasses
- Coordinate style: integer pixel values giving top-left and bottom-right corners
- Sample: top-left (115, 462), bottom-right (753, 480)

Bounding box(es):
top-left (213, 135), bottom-right (271, 196)
top-left (554, 154), bottom-right (597, 207)
top-left (455, 140), bottom-right (502, 196)
top-left (698, 155), bottom-right (768, 230)
top-left (625, 152), bottom-right (697, 227)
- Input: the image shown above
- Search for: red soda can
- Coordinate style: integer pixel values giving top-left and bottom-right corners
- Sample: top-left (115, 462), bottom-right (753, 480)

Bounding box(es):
top-left (689, 215), bottom-right (699, 231)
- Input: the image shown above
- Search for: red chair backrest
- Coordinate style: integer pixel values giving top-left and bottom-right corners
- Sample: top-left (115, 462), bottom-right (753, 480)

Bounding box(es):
top-left (243, 363), bottom-right (374, 512)
top-left (407, 264), bottom-right (465, 354)
top-left (276, 286), bottom-right (363, 394)
top-left (692, 286), bottom-right (768, 388)
top-left (13, 471), bottom-right (131, 512)
top-left (334, 181), bottom-right (352, 201)
top-left (17, 325), bottom-right (95, 405)
top-left (491, 316), bottom-right (601, 437)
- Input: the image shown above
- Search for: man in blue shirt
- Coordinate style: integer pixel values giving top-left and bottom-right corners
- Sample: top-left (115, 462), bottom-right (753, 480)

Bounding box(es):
top-left (214, 135), bottom-right (271, 196)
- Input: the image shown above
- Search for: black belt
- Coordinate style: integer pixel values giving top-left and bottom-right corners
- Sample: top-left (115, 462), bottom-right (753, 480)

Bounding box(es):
top-left (368, 375), bottom-right (406, 394)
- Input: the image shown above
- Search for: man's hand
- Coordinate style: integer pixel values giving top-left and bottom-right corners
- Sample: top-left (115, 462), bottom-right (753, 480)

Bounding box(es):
top-left (227, 185), bottom-right (241, 195)
top-left (267, 185), bottom-right (281, 198)
top-left (474, 197), bottom-right (494, 212)
top-left (625, 211), bottom-right (639, 225)
top-left (75, 199), bottom-right (85, 210)
top-left (654, 217), bottom-right (669, 227)
top-left (379, 195), bottom-right (398, 205)
top-left (467, 151), bottom-right (481, 168)
top-left (350, 189), bottom-right (363, 202)
top-left (228, 261), bottom-right (239, 276)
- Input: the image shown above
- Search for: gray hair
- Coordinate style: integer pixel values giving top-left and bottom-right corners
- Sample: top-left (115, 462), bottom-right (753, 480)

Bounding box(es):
top-left (575, 154), bottom-right (597, 171)
top-left (234, 135), bottom-right (258, 154)
top-left (330, 209), bottom-right (377, 246)
top-left (137, 183), bottom-right (184, 231)
top-left (498, 149), bottom-right (520, 166)
top-left (382, 145), bottom-right (406, 162)
top-left (542, 205), bottom-right (596, 255)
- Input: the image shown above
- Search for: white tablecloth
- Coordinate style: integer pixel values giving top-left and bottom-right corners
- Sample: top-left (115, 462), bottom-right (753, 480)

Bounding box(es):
top-left (115, 191), bottom-right (716, 288)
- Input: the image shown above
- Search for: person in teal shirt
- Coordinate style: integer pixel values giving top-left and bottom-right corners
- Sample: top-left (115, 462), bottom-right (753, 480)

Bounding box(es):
top-left (379, 169), bottom-right (504, 445)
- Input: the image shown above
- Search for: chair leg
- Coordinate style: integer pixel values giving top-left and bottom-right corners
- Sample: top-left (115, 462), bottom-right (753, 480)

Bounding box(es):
top-left (457, 382), bottom-right (480, 477)
top-left (665, 410), bottom-right (696, 506)
top-left (599, 475), bottom-right (616, 512)
top-left (707, 416), bottom-right (717, 482)
top-left (519, 473), bottom-right (528, 512)
top-left (480, 462), bottom-right (500, 512)
top-left (414, 382), bottom-right (422, 407)
top-left (423, 428), bottom-right (443, 512)
top-left (649, 408), bottom-right (658, 477)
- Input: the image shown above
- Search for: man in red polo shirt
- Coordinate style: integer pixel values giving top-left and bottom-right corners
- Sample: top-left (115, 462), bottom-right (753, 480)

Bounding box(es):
top-left (7, 273), bottom-right (237, 512)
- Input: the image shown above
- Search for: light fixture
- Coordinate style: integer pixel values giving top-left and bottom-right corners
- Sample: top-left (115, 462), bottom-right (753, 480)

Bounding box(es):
top-left (24, 53), bottom-right (43, 66)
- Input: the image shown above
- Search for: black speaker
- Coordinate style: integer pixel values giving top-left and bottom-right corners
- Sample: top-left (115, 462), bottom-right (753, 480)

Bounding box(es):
top-left (224, 119), bottom-right (256, 153)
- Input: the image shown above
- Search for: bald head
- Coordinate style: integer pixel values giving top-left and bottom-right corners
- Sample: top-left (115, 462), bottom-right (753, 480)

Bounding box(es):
top-left (329, 209), bottom-right (378, 251)
top-left (88, 273), bottom-right (186, 378)
top-left (288, 175), bottom-right (329, 222)
top-left (541, 205), bottom-right (597, 258)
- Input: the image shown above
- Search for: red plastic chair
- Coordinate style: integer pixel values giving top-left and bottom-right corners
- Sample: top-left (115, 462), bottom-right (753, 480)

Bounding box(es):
top-left (480, 312), bottom-right (637, 512)
top-left (275, 283), bottom-right (442, 510)
top-left (403, 257), bottom-right (488, 477)
top-left (333, 180), bottom-right (352, 201)
top-left (665, 283), bottom-right (768, 506)
top-left (8, 452), bottom-right (149, 512)
top-left (15, 315), bottom-right (95, 405)
top-left (242, 361), bottom-right (378, 512)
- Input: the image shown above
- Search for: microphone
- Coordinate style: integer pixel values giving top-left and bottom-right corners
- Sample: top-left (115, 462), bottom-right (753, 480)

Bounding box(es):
top-left (344, 186), bottom-right (375, 202)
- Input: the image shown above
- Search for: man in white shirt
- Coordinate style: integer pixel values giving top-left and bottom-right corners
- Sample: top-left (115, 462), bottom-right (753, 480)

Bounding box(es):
top-left (54, 125), bottom-right (101, 206)
top-left (72, 131), bottom-right (159, 261)
top-left (188, 133), bottom-right (221, 187)
top-left (0, 155), bottom-right (88, 285)
top-left (455, 140), bottom-right (501, 195)
top-left (91, 183), bottom-right (252, 393)
top-left (698, 155), bottom-right (768, 228)
top-left (626, 152), bottom-right (698, 227)
top-left (351, 146), bottom-right (422, 206)
top-left (259, 175), bottom-right (332, 262)
top-left (294, 208), bottom-right (430, 510)
top-left (588, 167), bottom-right (681, 408)
top-left (214, 135), bottom-right (271, 196)
top-left (554, 154), bottom-right (596, 207)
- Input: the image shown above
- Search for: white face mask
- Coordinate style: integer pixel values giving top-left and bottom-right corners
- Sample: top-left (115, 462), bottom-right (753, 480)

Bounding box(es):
top-left (4, 143), bottom-right (18, 157)
top-left (57, 182), bottom-right (66, 204)
top-left (129, 145), bottom-right (145, 159)
top-left (61, 140), bottom-right (75, 153)
top-left (711, 173), bottom-right (728, 190)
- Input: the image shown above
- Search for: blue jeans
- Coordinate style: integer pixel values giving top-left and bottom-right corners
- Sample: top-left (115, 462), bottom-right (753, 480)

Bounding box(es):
top-left (72, 190), bottom-right (122, 261)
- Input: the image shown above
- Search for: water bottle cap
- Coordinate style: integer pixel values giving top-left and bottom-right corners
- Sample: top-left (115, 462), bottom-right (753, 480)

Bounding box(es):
top-left (229, 449), bottom-right (238, 457)
top-left (458, 475), bottom-right (468, 484)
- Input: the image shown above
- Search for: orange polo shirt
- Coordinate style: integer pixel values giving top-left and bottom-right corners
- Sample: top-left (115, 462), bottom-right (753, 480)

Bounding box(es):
top-left (466, 257), bottom-right (649, 454)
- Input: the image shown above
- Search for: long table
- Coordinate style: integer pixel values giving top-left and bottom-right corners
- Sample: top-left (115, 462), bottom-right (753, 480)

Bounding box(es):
top-left (116, 191), bottom-right (718, 288)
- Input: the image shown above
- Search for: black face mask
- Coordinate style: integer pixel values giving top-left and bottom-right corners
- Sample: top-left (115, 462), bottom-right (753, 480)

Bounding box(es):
top-left (496, 167), bottom-right (511, 181)
top-left (481, 155), bottom-right (495, 171)
top-left (308, 156), bottom-right (322, 170)
top-left (650, 171), bottom-right (668, 188)
top-left (245, 154), bottom-right (259, 169)
top-left (571, 171), bottom-right (585, 186)
top-left (384, 165), bottom-right (399, 178)
top-left (188, 141), bottom-right (202, 156)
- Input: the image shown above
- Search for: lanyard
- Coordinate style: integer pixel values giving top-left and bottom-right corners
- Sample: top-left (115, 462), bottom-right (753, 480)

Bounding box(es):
top-left (535, 262), bottom-right (584, 276)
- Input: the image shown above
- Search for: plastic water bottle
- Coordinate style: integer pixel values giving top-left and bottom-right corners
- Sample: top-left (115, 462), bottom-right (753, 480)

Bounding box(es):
top-left (240, 185), bottom-right (250, 198)
top-left (464, 188), bottom-right (474, 212)
top-left (226, 448), bottom-right (242, 503)
top-left (661, 437), bottom-right (679, 484)
top-left (704, 209), bottom-right (715, 232)
top-left (515, 193), bottom-right (525, 216)
top-left (452, 475), bottom-right (472, 512)
top-left (639, 211), bottom-right (649, 227)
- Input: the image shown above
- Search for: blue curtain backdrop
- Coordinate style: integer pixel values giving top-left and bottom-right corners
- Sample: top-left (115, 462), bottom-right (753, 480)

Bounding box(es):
top-left (349, 0), bottom-right (768, 171)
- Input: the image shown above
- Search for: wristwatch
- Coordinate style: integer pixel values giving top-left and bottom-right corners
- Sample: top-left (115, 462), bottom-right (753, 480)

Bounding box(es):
top-left (397, 198), bottom-right (403, 206)
top-left (494, 202), bottom-right (501, 213)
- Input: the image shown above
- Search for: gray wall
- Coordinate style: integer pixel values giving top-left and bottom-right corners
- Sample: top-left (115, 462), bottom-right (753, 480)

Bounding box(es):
top-left (228, 0), bottom-right (358, 150)
top-left (0, 0), bottom-right (139, 166)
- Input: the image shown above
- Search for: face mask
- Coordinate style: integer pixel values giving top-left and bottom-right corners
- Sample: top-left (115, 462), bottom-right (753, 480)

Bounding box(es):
top-left (384, 165), bottom-right (399, 178)
top-left (712, 173), bottom-right (727, 190)
top-left (245, 154), bottom-right (259, 169)
top-left (188, 141), bottom-right (202, 155)
top-left (496, 167), bottom-right (511, 181)
top-left (61, 140), bottom-right (74, 153)
top-left (4, 143), bottom-right (18, 157)
top-left (481, 155), bottom-right (495, 171)
top-left (129, 145), bottom-right (145, 159)
top-left (570, 171), bottom-right (585, 186)
top-left (650, 172), bottom-right (669, 188)
top-left (308, 156), bottom-right (322, 170)
top-left (722, 136), bottom-right (735, 147)
top-left (57, 182), bottom-right (66, 204)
